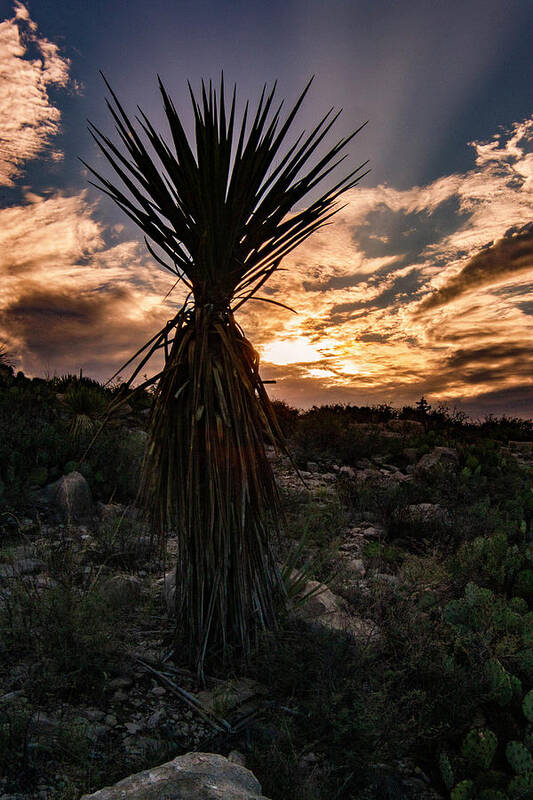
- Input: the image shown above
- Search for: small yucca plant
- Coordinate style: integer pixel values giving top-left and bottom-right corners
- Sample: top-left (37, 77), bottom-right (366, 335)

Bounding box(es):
top-left (62, 383), bottom-right (108, 442)
top-left (85, 74), bottom-right (367, 677)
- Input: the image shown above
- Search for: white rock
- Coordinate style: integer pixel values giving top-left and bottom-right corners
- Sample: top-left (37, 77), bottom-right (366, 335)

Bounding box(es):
top-left (80, 752), bottom-right (269, 799)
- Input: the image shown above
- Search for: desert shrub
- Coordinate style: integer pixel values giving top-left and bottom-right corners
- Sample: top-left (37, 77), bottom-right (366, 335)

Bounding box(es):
top-left (0, 372), bottom-right (150, 509)
top-left (247, 622), bottom-right (379, 798)
top-left (0, 699), bottom-right (91, 794)
top-left (0, 537), bottom-right (122, 699)
top-left (282, 489), bottom-right (349, 547)
top-left (450, 533), bottom-right (524, 594)
top-left (292, 404), bottom-right (405, 465)
top-left (271, 399), bottom-right (299, 438)
top-left (0, 382), bottom-right (69, 504)
top-left (387, 503), bottom-right (453, 549)
top-left (89, 511), bottom-right (151, 569)
top-left (336, 472), bottom-right (409, 519)
top-left (1, 584), bottom-right (117, 697)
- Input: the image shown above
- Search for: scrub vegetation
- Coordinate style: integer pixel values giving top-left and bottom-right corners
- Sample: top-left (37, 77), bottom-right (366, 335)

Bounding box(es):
top-left (1, 362), bottom-right (533, 799)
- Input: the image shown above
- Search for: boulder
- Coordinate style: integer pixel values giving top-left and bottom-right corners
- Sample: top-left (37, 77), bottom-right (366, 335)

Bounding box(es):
top-left (414, 447), bottom-right (458, 478)
top-left (292, 575), bottom-right (379, 641)
top-left (80, 752), bottom-right (270, 799)
top-left (100, 574), bottom-right (142, 609)
top-left (44, 471), bottom-right (94, 522)
top-left (386, 419), bottom-right (425, 435)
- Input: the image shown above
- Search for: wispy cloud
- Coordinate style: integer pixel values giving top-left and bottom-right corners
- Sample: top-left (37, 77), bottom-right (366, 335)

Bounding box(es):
top-left (415, 223), bottom-right (533, 313)
top-left (0, 1), bottom-right (73, 185)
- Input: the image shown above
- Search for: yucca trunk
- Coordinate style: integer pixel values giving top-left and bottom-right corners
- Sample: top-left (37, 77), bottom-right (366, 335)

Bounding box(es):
top-left (144, 304), bottom-right (283, 672)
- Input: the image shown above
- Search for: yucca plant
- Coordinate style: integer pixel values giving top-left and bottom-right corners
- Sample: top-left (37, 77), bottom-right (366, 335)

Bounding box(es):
top-left (62, 383), bottom-right (108, 442)
top-left (85, 74), bottom-right (367, 678)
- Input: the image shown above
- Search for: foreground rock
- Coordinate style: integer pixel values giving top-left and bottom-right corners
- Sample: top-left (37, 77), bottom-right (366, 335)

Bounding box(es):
top-left (43, 471), bottom-right (94, 522)
top-left (292, 575), bottom-right (380, 642)
top-left (100, 574), bottom-right (142, 609)
top-left (81, 752), bottom-right (270, 799)
top-left (414, 447), bottom-right (458, 478)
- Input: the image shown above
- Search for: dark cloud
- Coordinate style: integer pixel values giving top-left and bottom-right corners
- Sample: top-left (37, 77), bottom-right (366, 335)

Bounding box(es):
top-left (445, 343), bottom-right (532, 369)
top-left (431, 328), bottom-right (497, 343)
top-left (416, 222), bottom-right (533, 314)
top-left (303, 270), bottom-right (368, 292)
top-left (451, 385), bottom-right (533, 419)
top-left (518, 300), bottom-right (533, 315)
top-left (415, 344), bottom-right (533, 401)
top-left (0, 286), bottom-right (164, 376)
top-left (356, 332), bottom-right (392, 343)
top-left (354, 195), bottom-right (470, 266)
top-left (329, 268), bottom-right (424, 319)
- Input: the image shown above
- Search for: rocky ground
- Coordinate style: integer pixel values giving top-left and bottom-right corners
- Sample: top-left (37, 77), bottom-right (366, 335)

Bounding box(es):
top-left (1, 427), bottom-right (532, 799)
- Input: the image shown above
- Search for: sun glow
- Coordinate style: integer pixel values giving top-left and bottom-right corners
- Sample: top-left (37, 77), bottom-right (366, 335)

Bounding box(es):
top-left (306, 367), bottom-right (336, 378)
top-left (260, 337), bottom-right (324, 365)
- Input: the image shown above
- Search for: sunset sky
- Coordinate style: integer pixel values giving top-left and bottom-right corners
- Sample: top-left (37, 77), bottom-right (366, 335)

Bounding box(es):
top-left (1, 0), bottom-right (532, 416)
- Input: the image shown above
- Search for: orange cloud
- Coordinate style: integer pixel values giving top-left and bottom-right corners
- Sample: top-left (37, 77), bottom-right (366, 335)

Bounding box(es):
top-left (0, 1), bottom-right (72, 186)
top-left (0, 191), bottom-right (177, 377)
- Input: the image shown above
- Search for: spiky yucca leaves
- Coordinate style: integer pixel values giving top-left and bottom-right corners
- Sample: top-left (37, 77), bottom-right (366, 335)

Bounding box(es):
top-left (87, 75), bottom-right (367, 677)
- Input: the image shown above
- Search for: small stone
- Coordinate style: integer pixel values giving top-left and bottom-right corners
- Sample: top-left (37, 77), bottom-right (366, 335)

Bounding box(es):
top-left (298, 751), bottom-right (319, 769)
top-left (83, 708), bottom-right (105, 722)
top-left (146, 709), bottom-right (166, 729)
top-left (109, 676), bottom-right (134, 690)
top-left (86, 723), bottom-right (108, 741)
top-left (346, 558), bottom-right (366, 576)
top-left (339, 465), bottom-right (356, 478)
top-left (124, 722), bottom-right (141, 735)
top-left (151, 686), bottom-right (166, 697)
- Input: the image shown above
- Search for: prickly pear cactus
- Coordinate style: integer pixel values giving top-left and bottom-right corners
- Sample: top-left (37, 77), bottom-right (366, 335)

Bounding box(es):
top-left (439, 751), bottom-right (454, 791)
top-left (517, 650), bottom-right (533, 680)
top-left (514, 570), bottom-right (533, 600)
top-left (486, 660), bottom-right (513, 706)
top-left (524, 725), bottom-right (533, 752)
top-left (510, 674), bottom-right (523, 703)
top-left (523, 618), bottom-right (533, 648)
top-left (451, 779), bottom-right (475, 800)
top-left (507, 771), bottom-right (533, 799)
top-left (523, 690), bottom-right (533, 722)
top-left (445, 598), bottom-right (469, 628)
top-left (462, 728), bottom-right (498, 770)
top-left (506, 741), bottom-right (533, 774)
top-left (509, 597), bottom-right (528, 614)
